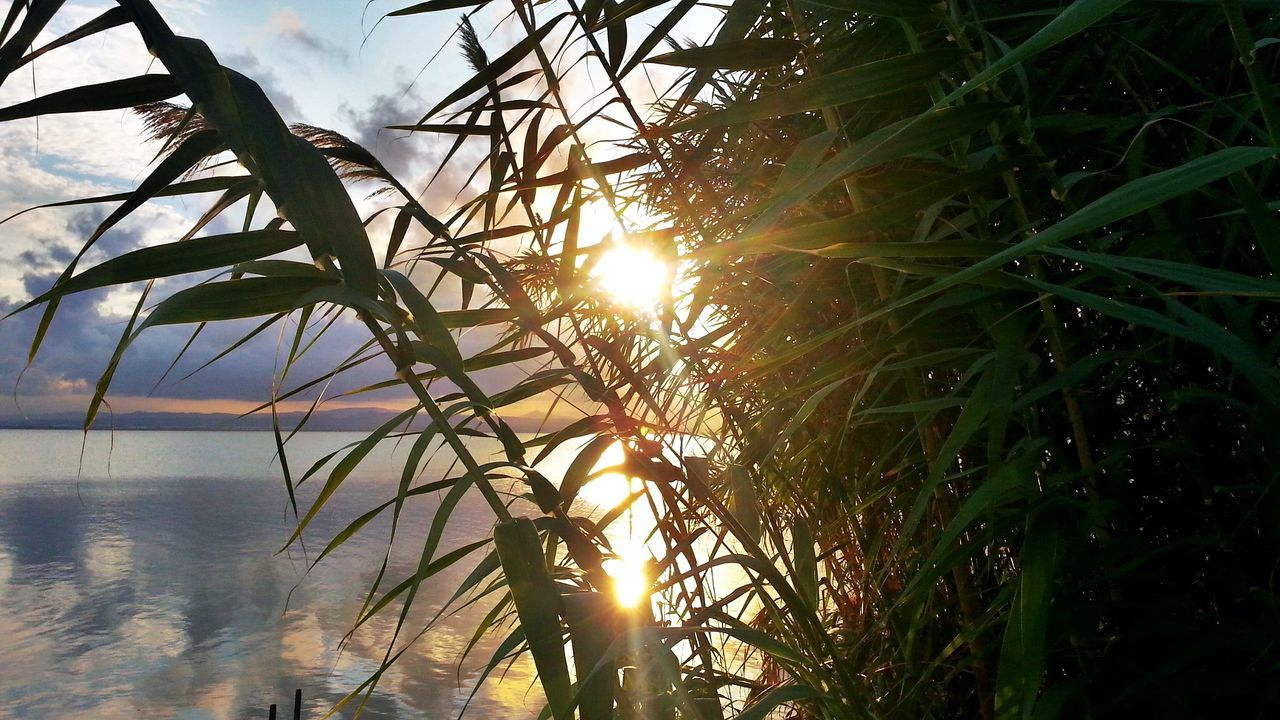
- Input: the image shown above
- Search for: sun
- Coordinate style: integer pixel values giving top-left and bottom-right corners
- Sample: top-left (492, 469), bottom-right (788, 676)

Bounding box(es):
top-left (593, 244), bottom-right (671, 310)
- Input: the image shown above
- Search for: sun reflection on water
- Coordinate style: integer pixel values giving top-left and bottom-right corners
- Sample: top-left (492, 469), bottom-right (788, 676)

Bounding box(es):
top-left (604, 540), bottom-right (652, 610)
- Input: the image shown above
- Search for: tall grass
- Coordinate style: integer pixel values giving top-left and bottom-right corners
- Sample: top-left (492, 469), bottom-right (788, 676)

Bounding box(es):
top-left (2, 0), bottom-right (1279, 717)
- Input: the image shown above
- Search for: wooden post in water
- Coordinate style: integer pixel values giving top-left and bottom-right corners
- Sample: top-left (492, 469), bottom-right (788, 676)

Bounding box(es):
top-left (265, 688), bottom-right (301, 718)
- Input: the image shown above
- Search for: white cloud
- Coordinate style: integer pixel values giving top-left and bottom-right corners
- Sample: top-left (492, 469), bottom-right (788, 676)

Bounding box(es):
top-left (0, 3), bottom-right (204, 303)
top-left (0, 6), bottom-right (178, 181)
top-left (266, 7), bottom-right (350, 62)
top-left (268, 7), bottom-right (307, 37)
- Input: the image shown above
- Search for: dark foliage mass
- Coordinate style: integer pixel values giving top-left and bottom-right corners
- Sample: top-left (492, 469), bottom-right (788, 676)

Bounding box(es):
top-left (2, 0), bottom-right (1279, 718)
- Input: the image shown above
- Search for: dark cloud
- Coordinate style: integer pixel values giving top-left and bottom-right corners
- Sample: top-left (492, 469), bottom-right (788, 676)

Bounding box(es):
top-left (0, 272), bottom-right (405, 409)
top-left (0, 204), bottom-right (528, 420)
top-left (340, 90), bottom-right (431, 178)
top-left (68, 207), bottom-right (152, 259)
top-left (15, 210), bottom-right (189, 287)
top-left (18, 242), bottom-right (74, 270)
top-left (275, 26), bottom-right (350, 63)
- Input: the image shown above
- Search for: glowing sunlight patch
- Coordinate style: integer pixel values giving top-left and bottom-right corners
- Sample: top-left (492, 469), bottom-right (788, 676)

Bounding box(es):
top-left (594, 245), bottom-right (671, 310)
top-left (605, 542), bottom-right (651, 609)
top-left (579, 442), bottom-right (641, 508)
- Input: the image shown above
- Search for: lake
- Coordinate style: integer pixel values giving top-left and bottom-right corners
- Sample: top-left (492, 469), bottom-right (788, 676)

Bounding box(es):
top-left (0, 430), bottom-right (559, 719)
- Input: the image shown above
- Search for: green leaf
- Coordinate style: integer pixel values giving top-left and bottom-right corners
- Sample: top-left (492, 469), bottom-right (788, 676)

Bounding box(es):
top-left (561, 592), bottom-right (616, 720)
top-left (871, 146), bottom-right (1278, 320)
top-left (121, 2), bottom-right (379, 296)
top-left (311, 477), bottom-right (458, 567)
top-left (765, 377), bottom-right (848, 461)
top-left (494, 517), bottom-right (573, 720)
top-left (903, 458), bottom-right (1030, 598)
top-left (673, 0), bottom-right (765, 106)
top-left (437, 307), bottom-right (519, 327)
top-left (0, 176), bottom-right (251, 226)
top-left (0, 1), bottom-right (67, 84)
top-left (996, 512), bottom-right (1061, 720)
top-left (553, 434), bottom-right (614, 505)
top-left (746, 103), bottom-right (1012, 233)
top-left (139, 276), bottom-right (338, 328)
top-left (231, 259), bottom-right (331, 278)
top-left (513, 152), bottom-right (651, 190)
top-left (422, 14), bottom-right (567, 120)
top-left (10, 6), bottom-right (130, 72)
top-left (705, 164), bottom-right (1015, 257)
top-left (352, 534), bottom-right (492, 628)
top-left (388, 0), bottom-right (490, 15)
top-left (83, 282), bottom-right (152, 431)
top-left (383, 270), bottom-right (465, 371)
top-left (618, 0), bottom-right (698, 76)
top-left (1050, 247), bottom-right (1280, 296)
top-left (384, 122), bottom-right (493, 134)
top-left (22, 129), bottom-right (234, 367)
top-left (814, 240), bottom-right (1012, 258)
top-left (940, 0), bottom-right (1133, 106)
top-left (464, 346), bottom-right (552, 372)
top-left (647, 38), bottom-right (802, 70)
top-left (0, 74), bottom-right (181, 121)
top-left (727, 465), bottom-right (761, 543)
top-left (733, 685), bottom-right (826, 720)
top-left (283, 407), bottom-right (419, 548)
top-left (17, 229), bottom-right (304, 311)
top-left (604, 0), bottom-right (628, 71)
top-left (794, 0), bottom-right (935, 15)
top-left (792, 517), bottom-right (818, 611)
top-left (1025, 276), bottom-right (1280, 405)
top-left (669, 49), bottom-right (967, 133)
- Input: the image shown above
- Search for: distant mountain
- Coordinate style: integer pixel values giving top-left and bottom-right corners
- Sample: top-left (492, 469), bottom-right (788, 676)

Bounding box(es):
top-left (0, 407), bottom-right (557, 433)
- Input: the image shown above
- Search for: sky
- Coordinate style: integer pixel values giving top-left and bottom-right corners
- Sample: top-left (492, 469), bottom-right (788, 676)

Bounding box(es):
top-left (0, 0), bottom-right (643, 427)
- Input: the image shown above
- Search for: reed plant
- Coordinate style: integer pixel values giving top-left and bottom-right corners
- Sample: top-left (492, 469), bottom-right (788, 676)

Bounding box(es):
top-left (3, 0), bottom-right (1279, 717)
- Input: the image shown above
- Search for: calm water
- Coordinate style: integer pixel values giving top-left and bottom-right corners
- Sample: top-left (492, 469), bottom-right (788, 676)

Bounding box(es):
top-left (0, 430), bottom-right (550, 719)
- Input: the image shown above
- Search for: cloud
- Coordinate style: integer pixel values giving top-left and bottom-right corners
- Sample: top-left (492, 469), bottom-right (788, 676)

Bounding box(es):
top-left (0, 9), bottom-right (173, 182)
top-left (0, 146), bottom-right (207, 304)
top-left (268, 8), bottom-right (351, 63)
top-left (339, 89), bottom-right (432, 179)
top-left (0, 259), bottom-right (407, 417)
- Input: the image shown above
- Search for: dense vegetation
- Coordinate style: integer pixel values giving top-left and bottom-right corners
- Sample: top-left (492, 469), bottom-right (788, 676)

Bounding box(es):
top-left (3, 0), bottom-right (1279, 717)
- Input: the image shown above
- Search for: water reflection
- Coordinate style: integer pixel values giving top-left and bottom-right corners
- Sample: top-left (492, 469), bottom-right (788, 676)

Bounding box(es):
top-left (0, 430), bottom-right (538, 719)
